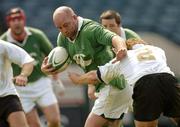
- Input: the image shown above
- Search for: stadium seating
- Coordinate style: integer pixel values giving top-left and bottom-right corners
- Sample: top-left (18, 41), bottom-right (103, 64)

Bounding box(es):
top-left (0, 1), bottom-right (179, 127)
top-left (1, 0), bottom-right (180, 45)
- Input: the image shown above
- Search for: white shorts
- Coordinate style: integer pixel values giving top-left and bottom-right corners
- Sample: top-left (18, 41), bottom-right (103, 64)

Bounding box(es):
top-left (92, 84), bottom-right (133, 119)
top-left (15, 77), bottom-right (58, 113)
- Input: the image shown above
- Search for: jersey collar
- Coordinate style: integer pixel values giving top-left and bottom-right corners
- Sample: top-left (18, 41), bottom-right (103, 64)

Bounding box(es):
top-left (120, 27), bottom-right (126, 40)
top-left (6, 27), bottom-right (32, 46)
top-left (67, 16), bottom-right (83, 43)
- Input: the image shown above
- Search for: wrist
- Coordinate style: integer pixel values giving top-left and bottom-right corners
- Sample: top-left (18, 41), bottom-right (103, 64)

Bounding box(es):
top-left (20, 73), bottom-right (27, 77)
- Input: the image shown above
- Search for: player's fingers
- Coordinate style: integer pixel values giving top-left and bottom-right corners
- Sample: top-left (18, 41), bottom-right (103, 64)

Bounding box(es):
top-left (43, 57), bottom-right (48, 64)
top-left (51, 69), bottom-right (60, 75)
top-left (112, 58), bottom-right (118, 64)
top-left (14, 78), bottom-right (26, 86)
top-left (112, 48), bottom-right (117, 54)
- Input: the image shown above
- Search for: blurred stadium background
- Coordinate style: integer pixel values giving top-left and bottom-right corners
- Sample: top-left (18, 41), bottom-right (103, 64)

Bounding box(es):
top-left (0, 0), bottom-right (180, 127)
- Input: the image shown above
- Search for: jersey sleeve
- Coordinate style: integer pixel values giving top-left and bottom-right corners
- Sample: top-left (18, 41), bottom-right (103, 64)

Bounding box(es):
top-left (57, 33), bottom-right (66, 48)
top-left (98, 60), bottom-right (127, 90)
top-left (124, 28), bottom-right (141, 39)
top-left (0, 40), bottom-right (34, 67)
top-left (93, 25), bottom-right (117, 46)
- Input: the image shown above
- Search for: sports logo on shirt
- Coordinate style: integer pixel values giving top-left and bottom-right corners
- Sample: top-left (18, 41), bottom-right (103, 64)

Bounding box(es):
top-left (73, 53), bottom-right (92, 68)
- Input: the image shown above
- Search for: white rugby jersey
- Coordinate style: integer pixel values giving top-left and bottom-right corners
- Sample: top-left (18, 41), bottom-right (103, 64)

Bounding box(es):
top-left (99, 44), bottom-right (174, 87)
top-left (0, 40), bottom-right (34, 97)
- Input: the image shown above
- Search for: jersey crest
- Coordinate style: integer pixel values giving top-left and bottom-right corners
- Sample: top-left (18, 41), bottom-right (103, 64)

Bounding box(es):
top-left (73, 53), bottom-right (92, 68)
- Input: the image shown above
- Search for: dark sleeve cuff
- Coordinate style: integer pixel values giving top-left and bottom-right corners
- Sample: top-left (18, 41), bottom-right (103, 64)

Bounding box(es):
top-left (97, 68), bottom-right (104, 83)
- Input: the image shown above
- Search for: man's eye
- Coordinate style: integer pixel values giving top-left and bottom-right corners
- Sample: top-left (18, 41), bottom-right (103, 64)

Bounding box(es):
top-left (63, 23), bottom-right (69, 27)
top-left (109, 25), bottom-right (115, 27)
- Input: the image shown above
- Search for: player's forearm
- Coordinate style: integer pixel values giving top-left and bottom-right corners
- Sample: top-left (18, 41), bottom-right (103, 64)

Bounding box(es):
top-left (78, 71), bottom-right (99, 85)
top-left (20, 62), bottom-right (34, 77)
top-left (112, 35), bottom-right (127, 51)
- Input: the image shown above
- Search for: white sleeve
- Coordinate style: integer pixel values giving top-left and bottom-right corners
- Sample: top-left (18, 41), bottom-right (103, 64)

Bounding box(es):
top-left (0, 40), bottom-right (34, 67)
top-left (98, 59), bottom-right (120, 84)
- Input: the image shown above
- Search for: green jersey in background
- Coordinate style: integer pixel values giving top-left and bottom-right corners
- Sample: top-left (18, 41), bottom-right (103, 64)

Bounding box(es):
top-left (0, 27), bottom-right (53, 83)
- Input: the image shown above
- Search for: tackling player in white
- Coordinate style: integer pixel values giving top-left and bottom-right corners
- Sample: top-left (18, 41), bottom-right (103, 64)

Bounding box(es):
top-left (0, 40), bottom-right (34, 127)
top-left (68, 38), bottom-right (180, 127)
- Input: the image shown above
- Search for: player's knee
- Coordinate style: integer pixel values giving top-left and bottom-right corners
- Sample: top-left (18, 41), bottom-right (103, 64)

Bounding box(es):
top-left (28, 121), bottom-right (41, 127)
top-left (48, 121), bottom-right (60, 127)
top-left (48, 117), bottom-right (60, 126)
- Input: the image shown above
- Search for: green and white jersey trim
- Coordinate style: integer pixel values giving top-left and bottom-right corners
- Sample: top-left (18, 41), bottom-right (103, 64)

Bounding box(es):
top-left (6, 27), bottom-right (32, 47)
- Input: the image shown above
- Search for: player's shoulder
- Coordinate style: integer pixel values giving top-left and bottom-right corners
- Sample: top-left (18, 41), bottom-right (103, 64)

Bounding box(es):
top-left (81, 18), bottom-right (107, 38)
top-left (148, 44), bottom-right (164, 52)
top-left (0, 31), bottom-right (8, 40)
top-left (83, 18), bottom-right (98, 25)
top-left (82, 18), bottom-right (101, 30)
top-left (123, 28), bottom-right (137, 33)
top-left (57, 32), bottom-right (66, 41)
top-left (123, 28), bottom-right (141, 39)
top-left (0, 39), bottom-right (20, 50)
top-left (27, 27), bottom-right (45, 36)
top-left (0, 39), bottom-right (8, 45)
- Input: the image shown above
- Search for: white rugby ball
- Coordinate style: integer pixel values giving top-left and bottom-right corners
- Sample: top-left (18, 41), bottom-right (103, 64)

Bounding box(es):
top-left (48, 47), bottom-right (71, 72)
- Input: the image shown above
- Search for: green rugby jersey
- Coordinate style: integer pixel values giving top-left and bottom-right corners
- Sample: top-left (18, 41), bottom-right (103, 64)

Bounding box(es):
top-left (57, 18), bottom-right (117, 91)
top-left (57, 18), bottom-right (140, 91)
top-left (124, 28), bottom-right (141, 40)
top-left (0, 27), bottom-right (53, 83)
top-left (58, 18), bottom-right (116, 72)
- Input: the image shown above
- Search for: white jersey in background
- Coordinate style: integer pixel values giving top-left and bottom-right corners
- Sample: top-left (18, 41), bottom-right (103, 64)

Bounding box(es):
top-left (99, 44), bottom-right (174, 87)
top-left (0, 40), bottom-right (34, 97)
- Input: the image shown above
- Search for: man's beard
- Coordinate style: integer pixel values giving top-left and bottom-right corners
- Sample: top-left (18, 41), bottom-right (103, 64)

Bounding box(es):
top-left (13, 27), bottom-right (23, 35)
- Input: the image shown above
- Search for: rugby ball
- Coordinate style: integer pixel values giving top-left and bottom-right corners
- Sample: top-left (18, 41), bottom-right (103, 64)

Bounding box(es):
top-left (48, 47), bottom-right (71, 72)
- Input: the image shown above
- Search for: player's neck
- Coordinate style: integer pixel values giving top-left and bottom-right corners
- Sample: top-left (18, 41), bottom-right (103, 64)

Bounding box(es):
top-left (70, 21), bottom-right (79, 41)
top-left (11, 30), bottom-right (27, 42)
top-left (118, 30), bottom-right (121, 36)
top-left (70, 27), bottom-right (78, 41)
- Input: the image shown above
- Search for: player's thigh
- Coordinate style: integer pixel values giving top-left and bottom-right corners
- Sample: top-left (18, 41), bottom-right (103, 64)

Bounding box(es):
top-left (37, 83), bottom-right (58, 108)
top-left (25, 108), bottom-right (41, 127)
top-left (7, 111), bottom-right (28, 127)
top-left (134, 120), bottom-right (158, 127)
top-left (92, 85), bottom-right (132, 119)
top-left (0, 95), bottom-right (25, 127)
top-left (107, 119), bottom-right (122, 127)
top-left (42, 103), bottom-right (60, 123)
top-left (133, 74), bottom-right (164, 121)
top-left (85, 112), bottom-right (108, 127)
top-left (37, 89), bottom-right (59, 122)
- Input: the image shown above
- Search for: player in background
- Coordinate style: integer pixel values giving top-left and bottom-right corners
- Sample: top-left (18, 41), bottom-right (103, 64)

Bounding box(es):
top-left (68, 38), bottom-right (180, 127)
top-left (0, 40), bottom-right (34, 127)
top-left (88, 9), bottom-right (141, 100)
top-left (86, 10), bottom-right (142, 127)
top-left (0, 7), bottom-right (61, 127)
top-left (100, 10), bottom-right (140, 40)
top-left (41, 6), bottom-right (127, 127)
top-left (88, 9), bottom-right (142, 100)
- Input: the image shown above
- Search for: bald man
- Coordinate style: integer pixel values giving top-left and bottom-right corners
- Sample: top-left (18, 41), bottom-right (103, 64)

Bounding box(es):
top-left (42, 6), bottom-right (128, 127)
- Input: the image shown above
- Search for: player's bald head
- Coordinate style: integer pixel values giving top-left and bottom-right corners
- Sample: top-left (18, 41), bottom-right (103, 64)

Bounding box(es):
top-left (53, 6), bottom-right (78, 39)
top-left (53, 6), bottom-right (75, 20)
